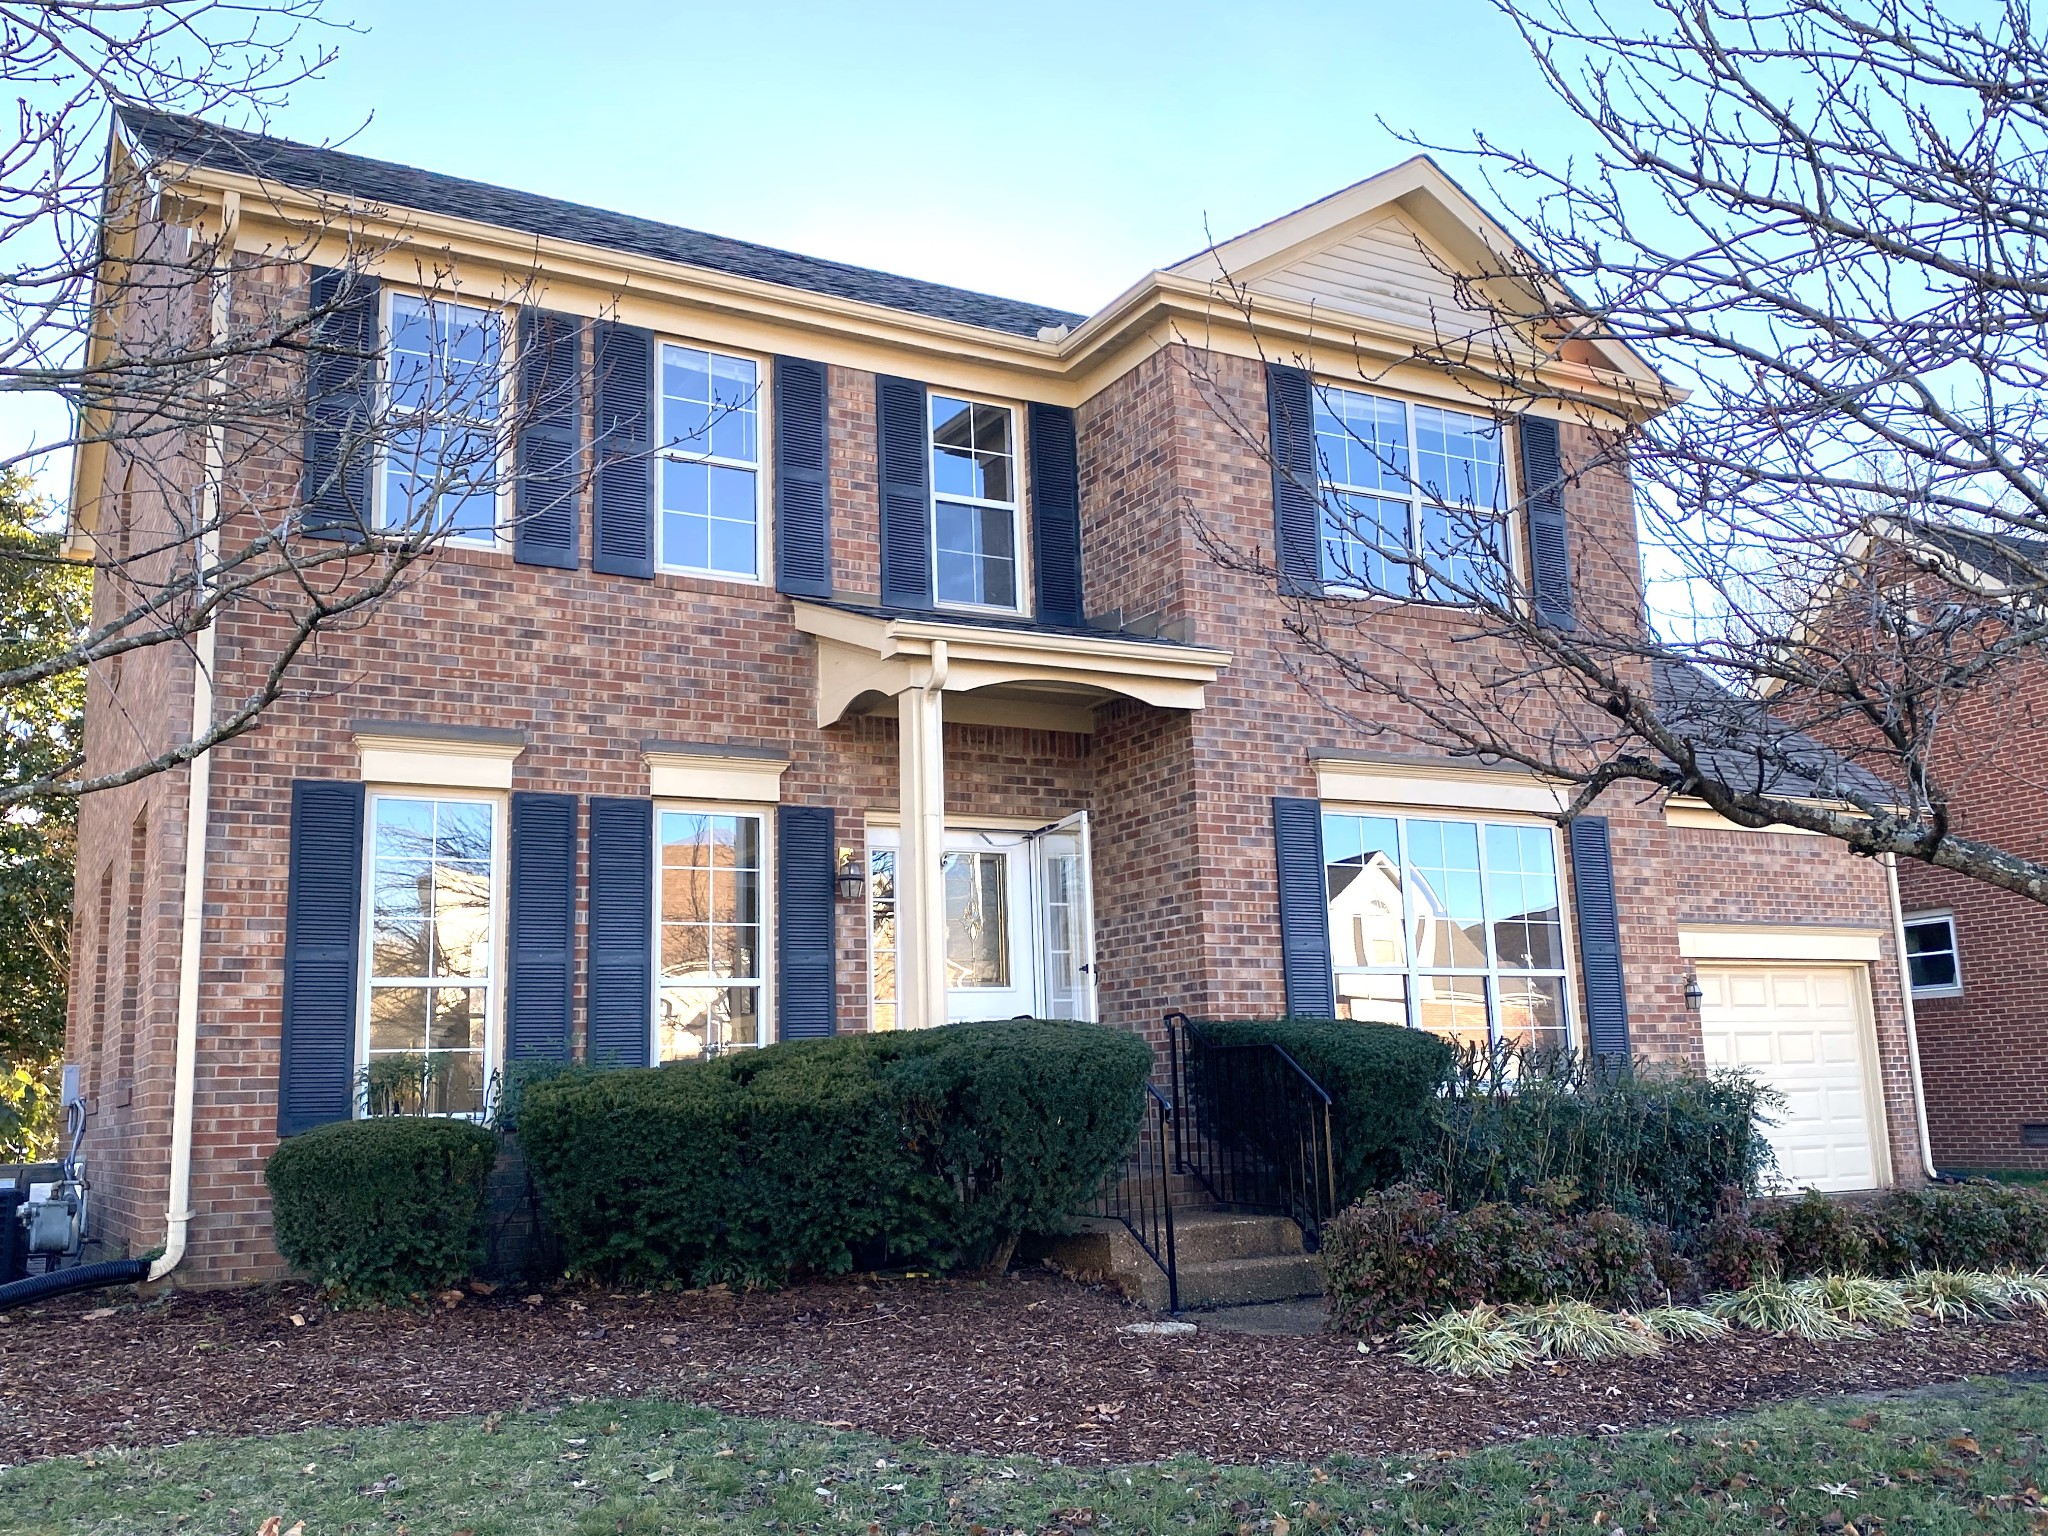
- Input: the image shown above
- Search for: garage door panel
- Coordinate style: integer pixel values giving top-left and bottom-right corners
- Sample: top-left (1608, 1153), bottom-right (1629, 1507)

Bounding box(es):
top-left (1699, 963), bottom-right (1879, 1195)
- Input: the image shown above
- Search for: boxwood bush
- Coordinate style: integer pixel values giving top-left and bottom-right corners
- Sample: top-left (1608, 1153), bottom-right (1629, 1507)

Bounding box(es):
top-left (265, 1117), bottom-right (498, 1303)
top-left (516, 1019), bottom-right (1150, 1288)
top-left (1186, 1019), bottom-right (1454, 1200)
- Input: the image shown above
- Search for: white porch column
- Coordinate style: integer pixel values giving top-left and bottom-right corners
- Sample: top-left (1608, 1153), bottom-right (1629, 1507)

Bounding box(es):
top-left (895, 642), bottom-right (949, 1031)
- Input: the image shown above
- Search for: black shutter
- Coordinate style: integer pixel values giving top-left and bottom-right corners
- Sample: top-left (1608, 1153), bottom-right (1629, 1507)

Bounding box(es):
top-left (506, 792), bottom-right (578, 1062)
top-left (586, 796), bottom-right (653, 1067)
top-left (1568, 816), bottom-right (1631, 1063)
top-left (776, 805), bottom-right (837, 1039)
top-left (877, 374), bottom-right (933, 611)
top-left (301, 268), bottom-right (381, 542)
top-left (1272, 796), bottom-right (1336, 1018)
top-left (278, 780), bottom-right (366, 1135)
top-left (1520, 415), bottom-right (1576, 631)
top-left (514, 310), bottom-right (584, 570)
top-left (592, 321), bottom-right (655, 578)
top-left (1266, 363), bottom-right (1322, 596)
top-left (774, 355), bottom-right (833, 598)
top-left (1028, 401), bottom-right (1085, 626)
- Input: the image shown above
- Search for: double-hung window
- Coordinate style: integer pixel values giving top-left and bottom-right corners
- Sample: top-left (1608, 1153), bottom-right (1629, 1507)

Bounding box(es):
top-left (658, 344), bottom-right (763, 579)
top-left (363, 793), bottom-right (499, 1115)
top-left (1314, 384), bottom-right (1508, 600)
top-left (1903, 911), bottom-right (1961, 997)
top-left (931, 394), bottom-right (1020, 610)
top-left (657, 808), bottom-right (766, 1059)
top-left (381, 294), bottom-right (504, 546)
top-left (1323, 810), bottom-right (1570, 1052)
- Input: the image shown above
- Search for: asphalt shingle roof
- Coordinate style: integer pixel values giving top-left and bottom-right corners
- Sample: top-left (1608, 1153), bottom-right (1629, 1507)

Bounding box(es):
top-left (117, 108), bottom-right (1088, 340)
top-left (1652, 658), bottom-right (1897, 805)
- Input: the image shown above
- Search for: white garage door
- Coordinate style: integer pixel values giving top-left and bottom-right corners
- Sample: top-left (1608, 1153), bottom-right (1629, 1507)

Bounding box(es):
top-left (1698, 965), bottom-right (1881, 1193)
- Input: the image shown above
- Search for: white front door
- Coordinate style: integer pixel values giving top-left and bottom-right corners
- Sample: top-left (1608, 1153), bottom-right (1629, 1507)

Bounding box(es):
top-left (1698, 963), bottom-right (1885, 1193)
top-left (869, 818), bottom-right (1095, 1026)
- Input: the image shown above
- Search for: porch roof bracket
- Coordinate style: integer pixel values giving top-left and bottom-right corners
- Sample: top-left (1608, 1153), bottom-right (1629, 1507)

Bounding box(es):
top-left (793, 601), bottom-right (1232, 728)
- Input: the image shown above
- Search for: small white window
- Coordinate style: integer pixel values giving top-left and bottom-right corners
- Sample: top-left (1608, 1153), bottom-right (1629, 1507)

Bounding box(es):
top-left (1314, 384), bottom-right (1508, 601)
top-left (362, 793), bottom-right (500, 1115)
top-left (930, 394), bottom-right (1020, 610)
top-left (380, 294), bottom-right (505, 547)
top-left (657, 343), bottom-right (763, 579)
top-left (1903, 912), bottom-right (1961, 997)
top-left (656, 808), bottom-right (768, 1059)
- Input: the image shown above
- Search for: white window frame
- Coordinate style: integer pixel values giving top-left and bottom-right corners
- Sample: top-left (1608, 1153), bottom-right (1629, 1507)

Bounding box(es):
top-left (928, 391), bottom-right (1028, 616)
top-left (1311, 381), bottom-right (1518, 602)
top-left (1902, 909), bottom-right (1963, 999)
top-left (1322, 805), bottom-right (1576, 1051)
top-left (373, 288), bottom-right (513, 552)
top-left (356, 788), bottom-right (506, 1120)
top-left (650, 800), bottom-right (774, 1060)
top-left (654, 337), bottom-right (771, 585)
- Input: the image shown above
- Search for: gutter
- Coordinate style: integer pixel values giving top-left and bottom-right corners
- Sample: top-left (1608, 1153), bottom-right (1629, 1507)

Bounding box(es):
top-left (149, 188), bottom-right (239, 1284)
top-left (1882, 851), bottom-right (1940, 1182)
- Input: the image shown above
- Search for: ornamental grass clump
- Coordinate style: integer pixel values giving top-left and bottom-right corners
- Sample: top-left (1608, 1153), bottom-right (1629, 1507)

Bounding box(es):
top-left (1502, 1299), bottom-right (1662, 1361)
top-left (1900, 1268), bottom-right (2013, 1323)
top-left (1639, 1305), bottom-right (1731, 1342)
top-left (1709, 1278), bottom-right (1861, 1339)
top-left (1790, 1274), bottom-right (1914, 1331)
top-left (1994, 1270), bottom-right (2048, 1309)
top-left (1396, 1303), bottom-right (1539, 1378)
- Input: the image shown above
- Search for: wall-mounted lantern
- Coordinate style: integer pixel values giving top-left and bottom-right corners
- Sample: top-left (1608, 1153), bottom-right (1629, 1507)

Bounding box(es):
top-left (835, 850), bottom-right (867, 904)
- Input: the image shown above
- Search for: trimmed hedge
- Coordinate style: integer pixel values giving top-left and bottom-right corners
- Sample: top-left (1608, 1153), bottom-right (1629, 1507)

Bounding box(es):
top-left (1723, 1181), bottom-right (2048, 1280)
top-left (265, 1117), bottom-right (497, 1304)
top-left (516, 1019), bottom-right (1150, 1288)
top-left (1420, 1049), bottom-right (1778, 1234)
top-left (1319, 1183), bottom-right (1675, 1335)
top-left (1187, 1019), bottom-right (1455, 1200)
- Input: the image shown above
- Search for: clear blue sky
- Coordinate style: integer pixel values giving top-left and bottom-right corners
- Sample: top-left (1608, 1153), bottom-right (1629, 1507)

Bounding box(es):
top-left (14, 0), bottom-right (1590, 496)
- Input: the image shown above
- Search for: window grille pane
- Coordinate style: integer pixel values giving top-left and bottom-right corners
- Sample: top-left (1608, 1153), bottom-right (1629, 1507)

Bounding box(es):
top-left (870, 849), bottom-right (897, 1031)
top-left (1416, 973), bottom-right (1491, 1050)
top-left (942, 851), bottom-right (1009, 987)
top-left (1314, 388), bottom-right (1408, 494)
top-left (1321, 491), bottom-right (1410, 593)
top-left (1407, 819), bottom-right (1487, 968)
top-left (1336, 971), bottom-right (1408, 1026)
top-left (1325, 814), bottom-right (1404, 967)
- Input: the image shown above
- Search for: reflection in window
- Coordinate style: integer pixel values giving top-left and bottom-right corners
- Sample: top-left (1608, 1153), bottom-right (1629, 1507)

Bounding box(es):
top-left (365, 795), bottom-right (495, 1114)
top-left (1903, 913), bottom-right (1960, 995)
top-left (658, 344), bottom-right (760, 577)
top-left (930, 395), bottom-right (1018, 609)
top-left (657, 810), bottom-right (763, 1060)
top-left (870, 847), bottom-right (898, 1031)
top-left (942, 850), bottom-right (1009, 988)
top-left (381, 295), bottom-right (503, 544)
top-left (1325, 811), bottom-right (1569, 1052)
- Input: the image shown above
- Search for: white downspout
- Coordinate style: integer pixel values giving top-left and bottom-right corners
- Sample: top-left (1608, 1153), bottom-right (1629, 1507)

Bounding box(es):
top-left (1883, 851), bottom-right (1939, 1182)
top-left (150, 189), bottom-right (238, 1283)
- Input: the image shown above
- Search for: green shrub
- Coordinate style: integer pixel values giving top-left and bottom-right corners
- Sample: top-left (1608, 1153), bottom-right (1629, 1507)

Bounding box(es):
top-left (1319, 1183), bottom-right (1673, 1335)
top-left (265, 1117), bottom-right (498, 1303)
top-left (1757, 1188), bottom-right (1871, 1278)
top-left (1419, 1046), bottom-right (1778, 1234)
top-left (1182, 1019), bottom-right (1453, 1200)
top-left (516, 1020), bottom-right (1150, 1288)
top-left (1863, 1182), bottom-right (2048, 1274)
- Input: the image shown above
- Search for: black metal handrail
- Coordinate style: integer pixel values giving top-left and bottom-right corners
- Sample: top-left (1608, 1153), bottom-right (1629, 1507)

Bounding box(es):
top-left (1090, 1080), bottom-right (1179, 1312)
top-left (1168, 1011), bottom-right (1340, 1248)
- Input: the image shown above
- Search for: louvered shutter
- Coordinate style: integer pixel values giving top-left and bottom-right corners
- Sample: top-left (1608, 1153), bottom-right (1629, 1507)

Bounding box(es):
top-left (1568, 817), bottom-right (1631, 1063)
top-left (1520, 415), bottom-right (1576, 631)
top-left (1266, 363), bottom-right (1322, 597)
top-left (301, 268), bottom-right (381, 542)
top-left (1272, 796), bottom-right (1336, 1018)
top-left (877, 375), bottom-right (933, 611)
top-left (592, 322), bottom-right (655, 578)
top-left (776, 805), bottom-right (837, 1039)
top-left (506, 792), bottom-right (577, 1062)
top-left (514, 310), bottom-right (584, 570)
top-left (1028, 402), bottom-right (1085, 626)
top-left (773, 356), bottom-right (832, 598)
top-left (586, 796), bottom-right (653, 1067)
top-left (278, 780), bottom-right (366, 1134)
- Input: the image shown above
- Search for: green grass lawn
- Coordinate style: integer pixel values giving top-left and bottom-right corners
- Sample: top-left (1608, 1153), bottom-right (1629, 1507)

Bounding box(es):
top-left (8, 1379), bottom-right (2048, 1535)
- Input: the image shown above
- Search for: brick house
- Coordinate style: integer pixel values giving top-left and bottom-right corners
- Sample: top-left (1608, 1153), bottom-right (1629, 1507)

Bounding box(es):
top-left (65, 109), bottom-right (1934, 1286)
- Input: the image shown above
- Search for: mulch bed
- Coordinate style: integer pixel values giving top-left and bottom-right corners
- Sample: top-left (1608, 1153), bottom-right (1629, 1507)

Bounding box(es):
top-left (5, 1270), bottom-right (2048, 1467)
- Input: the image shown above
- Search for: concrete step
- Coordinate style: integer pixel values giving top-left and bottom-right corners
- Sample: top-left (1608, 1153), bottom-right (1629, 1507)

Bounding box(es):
top-left (1175, 1252), bottom-right (1324, 1310)
top-left (1167, 1209), bottom-right (1306, 1264)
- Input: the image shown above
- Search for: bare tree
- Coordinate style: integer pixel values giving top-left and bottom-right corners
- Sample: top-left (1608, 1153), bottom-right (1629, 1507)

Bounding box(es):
top-left (5, 4), bottom-right (577, 808)
top-left (1188, 0), bottom-right (2048, 908)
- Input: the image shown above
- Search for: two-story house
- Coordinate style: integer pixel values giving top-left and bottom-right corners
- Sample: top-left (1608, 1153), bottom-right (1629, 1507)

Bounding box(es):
top-left (67, 109), bottom-right (1935, 1285)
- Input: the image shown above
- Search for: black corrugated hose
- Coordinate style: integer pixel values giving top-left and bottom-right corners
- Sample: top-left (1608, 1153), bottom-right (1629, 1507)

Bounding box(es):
top-left (0, 1258), bottom-right (150, 1311)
